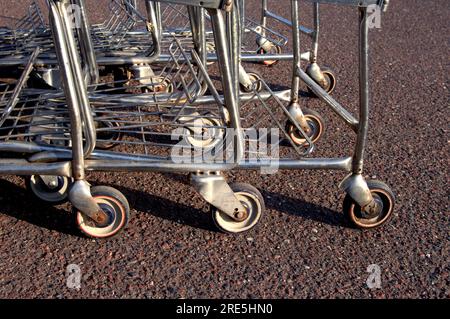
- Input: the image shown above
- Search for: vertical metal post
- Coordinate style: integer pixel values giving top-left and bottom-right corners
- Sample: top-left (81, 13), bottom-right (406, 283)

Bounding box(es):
top-left (72, 0), bottom-right (99, 85)
top-left (261, 0), bottom-right (268, 30)
top-left (48, 0), bottom-right (86, 180)
top-left (290, 0), bottom-right (301, 103)
top-left (208, 9), bottom-right (244, 163)
top-left (311, 2), bottom-right (320, 63)
top-left (353, 7), bottom-right (370, 174)
top-left (231, 0), bottom-right (241, 97)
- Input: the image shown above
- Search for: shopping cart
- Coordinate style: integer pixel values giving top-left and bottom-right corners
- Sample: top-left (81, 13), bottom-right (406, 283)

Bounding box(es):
top-left (0, 0), bottom-right (395, 238)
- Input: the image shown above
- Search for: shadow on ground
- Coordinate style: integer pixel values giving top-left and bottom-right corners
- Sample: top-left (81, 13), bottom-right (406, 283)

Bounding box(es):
top-left (0, 179), bottom-right (81, 237)
top-left (0, 175), bottom-right (348, 237)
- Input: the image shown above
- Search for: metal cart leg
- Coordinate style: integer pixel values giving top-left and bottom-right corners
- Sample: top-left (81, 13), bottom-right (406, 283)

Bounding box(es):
top-left (340, 6), bottom-right (379, 215)
top-left (190, 8), bottom-right (247, 220)
top-left (72, 0), bottom-right (99, 86)
top-left (48, 0), bottom-right (108, 226)
top-left (287, 0), bottom-right (314, 134)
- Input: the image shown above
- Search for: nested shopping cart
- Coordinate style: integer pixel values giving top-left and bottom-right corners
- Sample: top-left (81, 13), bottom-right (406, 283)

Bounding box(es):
top-left (0, 0), bottom-right (395, 238)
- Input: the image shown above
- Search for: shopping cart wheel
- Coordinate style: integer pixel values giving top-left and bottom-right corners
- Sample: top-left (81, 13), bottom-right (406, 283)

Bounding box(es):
top-left (240, 70), bottom-right (263, 93)
top-left (257, 45), bottom-right (282, 66)
top-left (144, 78), bottom-right (174, 94)
top-left (212, 183), bottom-right (265, 234)
top-left (76, 186), bottom-right (130, 239)
top-left (308, 66), bottom-right (337, 96)
top-left (285, 108), bottom-right (325, 147)
top-left (96, 119), bottom-right (122, 150)
top-left (343, 180), bottom-right (395, 229)
top-left (185, 115), bottom-right (224, 150)
top-left (27, 175), bottom-right (71, 205)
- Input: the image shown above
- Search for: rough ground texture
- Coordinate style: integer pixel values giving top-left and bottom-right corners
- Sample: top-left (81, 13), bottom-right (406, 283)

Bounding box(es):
top-left (0, 0), bottom-right (448, 298)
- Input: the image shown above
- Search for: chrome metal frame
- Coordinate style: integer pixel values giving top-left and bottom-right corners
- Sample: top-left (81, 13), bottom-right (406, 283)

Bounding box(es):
top-left (0, 0), bottom-right (388, 224)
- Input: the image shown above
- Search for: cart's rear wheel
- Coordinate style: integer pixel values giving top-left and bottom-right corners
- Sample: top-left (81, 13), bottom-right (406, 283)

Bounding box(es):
top-left (285, 108), bottom-right (325, 147)
top-left (343, 180), bottom-right (395, 229)
top-left (27, 175), bottom-right (70, 204)
top-left (212, 183), bottom-right (265, 234)
top-left (76, 186), bottom-right (130, 239)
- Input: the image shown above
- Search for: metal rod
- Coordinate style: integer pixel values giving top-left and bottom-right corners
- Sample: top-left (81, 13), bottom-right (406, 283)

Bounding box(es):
top-left (296, 67), bottom-right (359, 131)
top-left (0, 47), bottom-right (40, 127)
top-left (290, 0), bottom-right (301, 102)
top-left (264, 9), bottom-right (314, 37)
top-left (311, 2), bottom-right (320, 62)
top-left (0, 159), bottom-right (71, 176)
top-left (353, 6), bottom-right (370, 174)
top-left (208, 8), bottom-right (244, 164)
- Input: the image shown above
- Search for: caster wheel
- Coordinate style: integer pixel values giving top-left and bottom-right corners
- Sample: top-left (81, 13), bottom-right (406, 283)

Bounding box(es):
top-left (308, 66), bottom-right (336, 96)
top-left (95, 119), bottom-right (122, 150)
top-left (76, 186), bottom-right (130, 239)
top-left (257, 45), bottom-right (282, 66)
top-left (144, 78), bottom-right (174, 94)
top-left (27, 175), bottom-right (71, 204)
top-left (240, 70), bottom-right (263, 93)
top-left (343, 180), bottom-right (395, 229)
top-left (285, 108), bottom-right (325, 146)
top-left (185, 114), bottom-right (224, 150)
top-left (112, 66), bottom-right (130, 93)
top-left (212, 183), bottom-right (265, 234)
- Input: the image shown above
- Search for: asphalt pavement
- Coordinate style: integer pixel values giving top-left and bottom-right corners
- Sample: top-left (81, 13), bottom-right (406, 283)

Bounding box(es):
top-left (0, 0), bottom-right (448, 298)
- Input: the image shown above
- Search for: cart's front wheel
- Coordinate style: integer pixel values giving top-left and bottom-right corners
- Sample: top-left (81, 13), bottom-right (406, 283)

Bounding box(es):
top-left (96, 119), bottom-right (122, 150)
top-left (308, 66), bottom-right (337, 96)
top-left (76, 186), bottom-right (130, 239)
top-left (257, 45), bottom-right (282, 66)
top-left (212, 183), bottom-right (265, 234)
top-left (343, 180), bottom-right (395, 229)
top-left (27, 175), bottom-right (71, 204)
top-left (185, 115), bottom-right (224, 150)
top-left (240, 70), bottom-right (263, 93)
top-left (285, 108), bottom-right (325, 147)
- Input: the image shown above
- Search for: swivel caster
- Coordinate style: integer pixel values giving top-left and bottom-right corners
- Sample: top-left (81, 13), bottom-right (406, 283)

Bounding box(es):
top-left (240, 69), bottom-right (263, 93)
top-left (75, 186), bottom-right (130, 239)
top-left (307, 65), bottom-right (337, 96)
top-left (183, 113), bottom-right (225, 150)
top-left (343, 180), bottom-right (395, 229)
top-left (27, 175), bottom-right (71, 204)
top-left (211, 183), bottom-right (265, 234)
top-left (95, 119), bottom-right (122, 150)
top-left (257, 44), bottom-right (282, 66)
top-left (285, 108), bottom-right (325, 147)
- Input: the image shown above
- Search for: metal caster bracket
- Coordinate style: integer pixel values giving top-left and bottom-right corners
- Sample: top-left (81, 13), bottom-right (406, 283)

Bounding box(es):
top-left (68, 180), bottom-right (109, 227)
top-left (339, 173), bottom-right (377, 212)
top-left (191, 172), bottom-right (247, 220)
